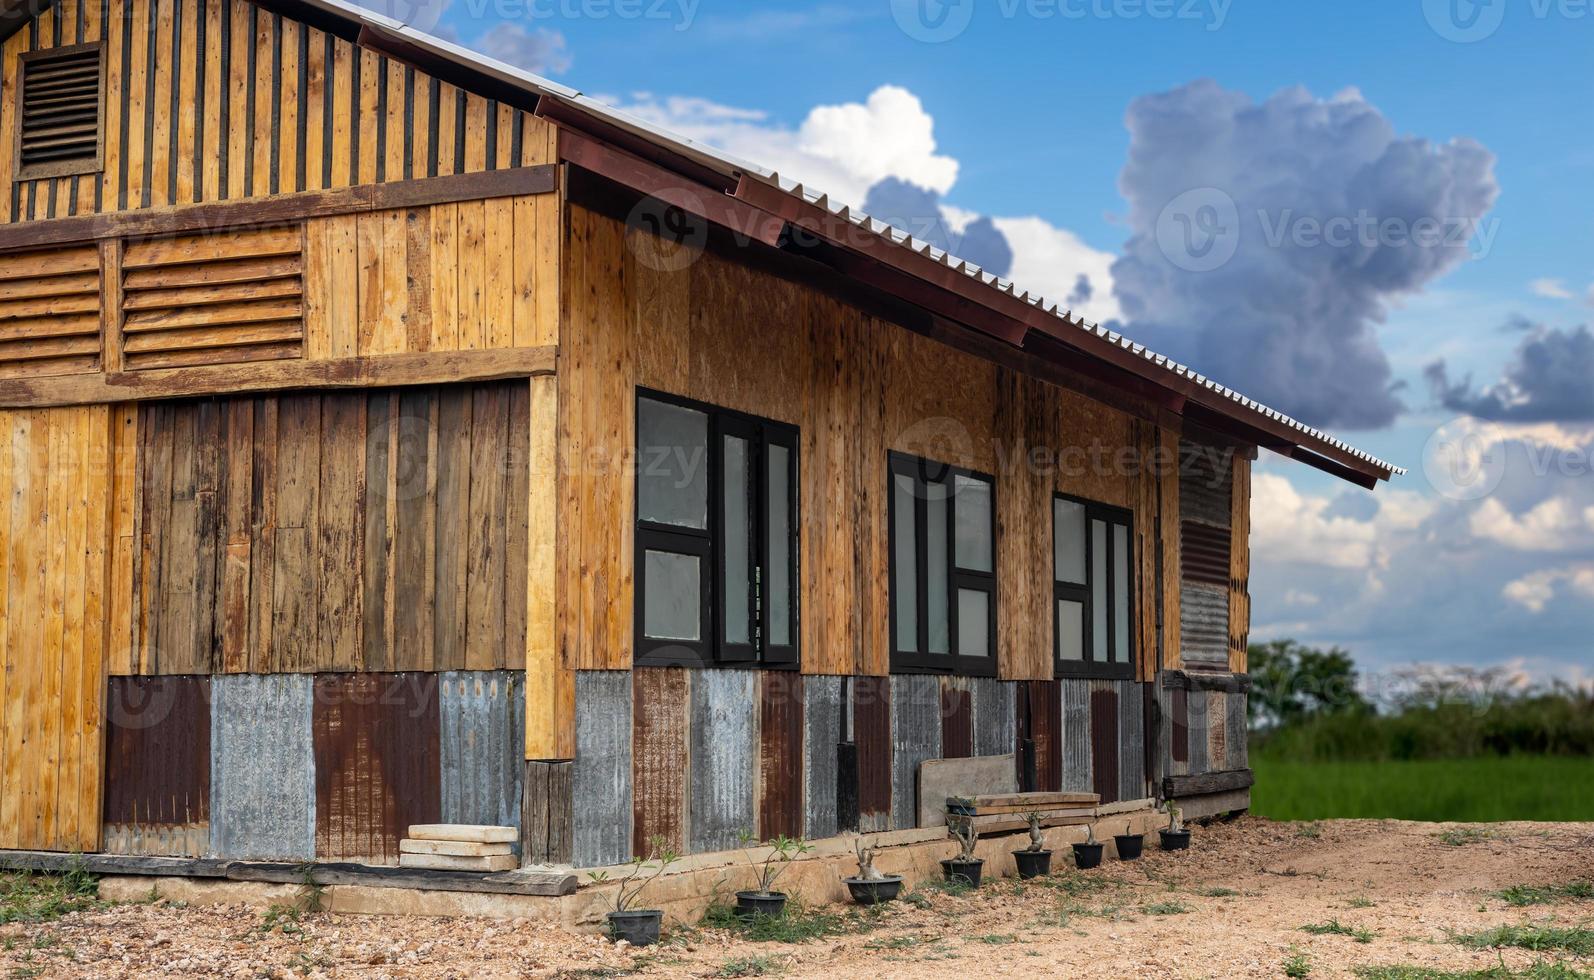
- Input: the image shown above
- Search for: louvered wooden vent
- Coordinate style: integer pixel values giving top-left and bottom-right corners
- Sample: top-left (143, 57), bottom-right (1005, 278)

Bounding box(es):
top-left (0, 245), bottom-right (102, 378)
top-left (120, 226), bottom-right (305, 370)
top-left (16, 43), bottom-right (104, 179)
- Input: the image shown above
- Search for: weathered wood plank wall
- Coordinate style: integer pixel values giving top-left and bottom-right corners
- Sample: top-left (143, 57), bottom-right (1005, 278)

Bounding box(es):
top-left (0, 0), bottom-right (557, 223)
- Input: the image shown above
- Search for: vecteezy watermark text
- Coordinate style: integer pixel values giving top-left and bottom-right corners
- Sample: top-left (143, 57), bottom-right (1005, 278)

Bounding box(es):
top-left (1424, 0), bottom-right (1594, 43)
top-left (448, 0), bottom-right (701, 31)
top-left (891, 0), bottom-right (1231, 43)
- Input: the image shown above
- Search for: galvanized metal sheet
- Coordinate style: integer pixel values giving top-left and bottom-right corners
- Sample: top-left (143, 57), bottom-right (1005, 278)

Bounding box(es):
top-left (1060, 679), bottom-right (1093, 794)
top-left (573, 671), bottom-right (633, 868)
top-left (1180, 584), bottom-right (1230, 665)
top-left (1227, 692), bottom-right (1249, 770)
top-left (104, 677), bottom-right (212, 857)
top-left (210, 675), bottom-right (316, 861)
top-left (688, 669), bottom-right (756, 853)
top-left (439, 671), bottom-right (525, 830)
top-left (1119, 681), bottom-right (1147, 803)
top-left (889, 675), bottom-right (941, 830)
top-left (969, 677), bottom-right (1014, 758)
top-left (802, 676), bottom-right (843, 842)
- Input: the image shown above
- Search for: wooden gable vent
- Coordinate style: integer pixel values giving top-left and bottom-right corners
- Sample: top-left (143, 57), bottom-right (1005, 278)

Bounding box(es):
top-left (120, 226), bottom-right (305, 370)
top-left (0, 245), bottom-right (102, 378)
top-left (15, 43), bottom-right (104, 179)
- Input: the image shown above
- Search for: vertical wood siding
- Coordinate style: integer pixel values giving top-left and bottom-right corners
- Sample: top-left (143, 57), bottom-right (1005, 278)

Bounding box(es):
top-left (1206, 689), bottom-right (1227, 769)
top-left (129, 381), bottom-right (529, 675)
top-left (757, 672), bottom-right (803, 840)
top-left (889, 674), bottom-right (940, 830)
top-left (0, 405), bottom-right (110, 853)
top-left (311, 672), bottom-right (441, 864)
top-left (969, 676), bottom-right (1014, 759)
top-left (572, 670), bottom-right (631, 867)
top-left (851, 676), bottom-right (891, 833)
top-left (102, 675), bottom-right (210, 856)
top-left (1229, 457), bottom-right (1251, 674)
top-left (687, 669), bottom-right (755, 854)
top-left (438, 670), bottom-right (523, 830)
top-left (209, 672), bottom-right (314, 860)
top-left (801, 675), bottom-right (842, 842)
top-left (630, 667), bottom-right (686, 855)
top-left (1226, 691), bottom-right (1249, 771)
top-left (0, 0), bottom-right (558, 223)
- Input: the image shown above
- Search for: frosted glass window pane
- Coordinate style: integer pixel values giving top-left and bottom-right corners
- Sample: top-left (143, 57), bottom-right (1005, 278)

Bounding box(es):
top-left (768, 444), bottom-right (792, 646)
top-left (957, 589), bottom-right (990, 658)
top-left (1054, 498), bottom-right (1087, 584)
top-left (643, 550), bottom-right (700, 641)
top-left (953, 475), bottom-right (993, 572)
top-left (723, 436), bottom-right (750, 645)
top-left (637, 398), bottom-right (708, 529)
top-left (1091, 520), bottom-right (1108, 662)
top-left (893, 474), bottom-right (918, 650)
top-left (1058, 599), bottom-right (1085, 661)
top-left (926, 480), bottom-right (950, 654)
top-left (1114, 523), bottom-right (1131, 664)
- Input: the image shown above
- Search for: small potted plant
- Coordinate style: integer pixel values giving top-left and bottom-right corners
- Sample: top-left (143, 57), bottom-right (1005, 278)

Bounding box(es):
top-left (941, 807), bottom-right (985, 888)
top-left (1160, 802), bottom-right (1191, 851)
top-left (842, 836), bottom-right (903, 905)
top-left (1012, 811), bottom-right (1053, 879)
top-left (589, 836), bottom-right (678, 947)
top-left (1072, 823), bottom-right (1104, 870)
top-left (1114, 820), bottom-right (1145, 861)
top-left (734, 831), bottom-right (812, 920)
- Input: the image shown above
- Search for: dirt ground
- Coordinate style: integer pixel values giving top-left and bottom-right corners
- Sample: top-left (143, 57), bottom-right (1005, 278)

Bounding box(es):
top-left (2, 818), bottom-right (1592, 979)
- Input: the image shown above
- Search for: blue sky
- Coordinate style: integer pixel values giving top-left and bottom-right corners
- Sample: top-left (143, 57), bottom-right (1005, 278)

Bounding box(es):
top-left (413, 0), bottom-right (1594, 688)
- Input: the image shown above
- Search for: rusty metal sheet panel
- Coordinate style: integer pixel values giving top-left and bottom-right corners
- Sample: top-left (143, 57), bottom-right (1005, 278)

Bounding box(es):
top-left (802, 676), bottom-right (842, 842)
top-left (633, 667), bottom-right (687, 856)
top-left (970, 677), bottom-right (1014, 759)
top-left (1170, 685), bottom-right (1190, 768)
top-left (438, 671), bottom-right (524, 830)
top-left (1119, 681), bottom-right (1147, 802)
top-left (1029, 680), bottom-right (1062, 794)
top-left (1180, 583), bottom-right (1230, 665)
top-left (572, 671), bottom-right (632, 868)
top-left (689, 669), bottom-right (756, 853)
top-left (852, 676), bottom-right (892, 833)
top-left (103, 677), bottom-right (212, 857)
top-left (758, 673), bottom-right (804, 840)
top-left (210, 674), bottom-right (316, 861)
top-left (1089, 687), bottom-right (1119, 805)
top-left (1060, 679), bottom-right (1093, 794)
top-left (889, 675), bottom-right (940, 830)
top-left (1227, 692), bottom-right (1249, 770)
top-left (312, 674), bottom-right (442, 864)
top-left (1179, 444), bottom-right (1233, 527)
top-left (940, 679), bottom-right (972, 760)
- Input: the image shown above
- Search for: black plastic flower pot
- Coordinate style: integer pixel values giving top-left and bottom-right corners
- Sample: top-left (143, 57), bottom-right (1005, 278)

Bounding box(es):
top-left (1012, 849), bottom-right (1053, 879)
top-left (1072, 842), bottom-right (1105, 869)
top-left (843, 876), bottom-right (903, 905)
top-left (1160, 829), bottom-right (1192, 851)
top-left (1114, 834), bottom-right (1145, 861)
top-left (735, 891), bottom-right (788, 920)
top-left (941, 858), bottom-right (984, 888)
top-left (607, 910), bottom-right (663, 946)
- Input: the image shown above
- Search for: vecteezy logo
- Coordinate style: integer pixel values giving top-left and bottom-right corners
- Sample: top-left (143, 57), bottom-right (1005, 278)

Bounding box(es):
top-left (1423, 0), bottom-right (1506, 43)
top-left (1156, 187), bottom-right (1240, 274)
top-left (1422, 418), bottom-right (1508, 501)
top-left (891, 0), bottom-right (975, 43)
top-left (361, 0), bottom-right (445, 33)
top-left (626, 192), bottom-right (709, 274)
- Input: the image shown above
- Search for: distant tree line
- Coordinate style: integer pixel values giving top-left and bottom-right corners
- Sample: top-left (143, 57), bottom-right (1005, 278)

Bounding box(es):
top-left (1248, 639), bottom-right (1594, 761)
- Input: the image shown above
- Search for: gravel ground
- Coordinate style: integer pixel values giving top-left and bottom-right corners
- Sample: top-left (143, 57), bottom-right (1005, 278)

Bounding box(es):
top-left (2, 817), bottom-right (1592, 979)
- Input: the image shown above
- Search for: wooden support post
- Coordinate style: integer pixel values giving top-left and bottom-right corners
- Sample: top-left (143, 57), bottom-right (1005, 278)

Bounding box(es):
top-left (524, 372), bottom-right (572, 761)
top-left (99, 240), bottom-right (124, 373)
top-left (521, 760), bottom-right (573, 865)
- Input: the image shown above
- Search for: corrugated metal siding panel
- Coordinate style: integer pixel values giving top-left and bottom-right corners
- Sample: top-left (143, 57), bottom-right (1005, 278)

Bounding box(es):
top-left (1180, 521), bottom-right (1232, 587)
top-left (1227, 692), bottom-right (1249, 770)
top-left (853, 677), bottom-right (892, 833)
top-left (1180, 584), bottom-right (1230, 665)
top-left (210, 675), bottom-right (316, 861)
top-left (438, 671), bottom-right (524, 830)
top-left (940, 679), bottom-right (972, 760)
top-left (1170, 686), bottom-right (1189, 766)
top-left (312, 674), bottom-right (442, 864)
top-left (573, 671), bottom-right (633, 867)
top-left (103, 677), bottom-right (212, 857)
top-left (1089, 686), bottom-right (1119, 805)
top-left (889, 675), bottom-right (941, 830)
top-left (758, 673), bottom-right (804, 840)
top-left (1060, 679), bottom-right (1093, 794)
top-left (633, 668), bottom-right (688, 855)
top-left (1179, 445), bottom-right (1233, 527)
top-left (969, 677), bottom-right (1014, 758)
top-left (688, 670), bottom-right (756, 853)
top-left (802, 676), bottom-right (843, 842)
top-left (1119, 681), bottom-right (1147, 803)
top-left (1030, 680), bottom-right (1063, 794)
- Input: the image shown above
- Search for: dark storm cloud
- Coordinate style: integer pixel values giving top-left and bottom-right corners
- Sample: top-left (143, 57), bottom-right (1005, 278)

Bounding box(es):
top-left (863, 177), bottom-right (1014, 278)
top-left (1427, 322), bottom-right (1594, 422)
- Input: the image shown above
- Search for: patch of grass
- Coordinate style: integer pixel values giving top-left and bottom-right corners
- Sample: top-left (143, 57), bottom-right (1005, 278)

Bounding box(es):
top-left (1347, 896), bottom-right (1378, 909)
top-left (256, 903), bottom-right (306, 936)
top-left (1435, 828), bottom-right (1496, 848)
top-left (1296, 823), bottom-right (1323, 840)
top-left (975, 934), bottom-right (1019, 945)
top-left (1251, 756), bottom-right (1594, 822)
top-left (0, 862), bottom-right (104, 926)
top-left (699, 901), bottom-right (866, 944)
top-left (928, 876), bottom-right (976, 898)
top-left (1494, 882), bottom-right (1594, 907)
top-left (1284, 950), bottom-right (1312, 978)
top-left (1451, 924), bottom-right (1594, 956)
top-left (900, 890), bottom-right (932, 910)
top-left (1301, 919), bottom-right (1376, 943)
top-left (1142, 901), bottom-right (1192, 916)
top-left (1355, 966), bottom-right (1593, 980)
top-left (863, 934), bottom-right (937, 952)
top-left (715, 955), bottom-right (783, 978)
top-left (1037, 873), bottom-right (1112, 899)
top-left (1199, 886), bottom-right (1241, 898)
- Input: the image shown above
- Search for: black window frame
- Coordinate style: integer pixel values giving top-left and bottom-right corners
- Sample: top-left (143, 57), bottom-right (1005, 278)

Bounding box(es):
top-left (634, 389), bottom-right (800, 670)
top-left (1052, 493), bottom-right (1135, 680)
top-left (887, 452), bottom-right (997, 677)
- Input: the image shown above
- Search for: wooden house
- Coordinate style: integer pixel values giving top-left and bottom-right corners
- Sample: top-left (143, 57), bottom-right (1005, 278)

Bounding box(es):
top-left (0, 0), bottom-right (1400, 871)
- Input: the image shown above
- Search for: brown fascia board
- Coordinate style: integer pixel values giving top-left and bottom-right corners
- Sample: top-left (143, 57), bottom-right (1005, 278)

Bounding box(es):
top-left (535, 98), bottom-right (743, 196)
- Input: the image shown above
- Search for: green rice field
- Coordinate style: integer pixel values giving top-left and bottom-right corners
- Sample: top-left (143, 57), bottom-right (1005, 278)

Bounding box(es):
top-left (1250, 755), bottom-right (1594, 823)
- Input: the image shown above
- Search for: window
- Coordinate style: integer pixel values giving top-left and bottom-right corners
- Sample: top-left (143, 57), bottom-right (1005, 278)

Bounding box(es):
top-left (1053, 495), bottom-right (1134, 679)
top-left (635, 392), bottom-right (798, 668)
top-left (889, 453), bottom-right (996, 675)
top-left (15, 43), bottom-right (104, 179)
